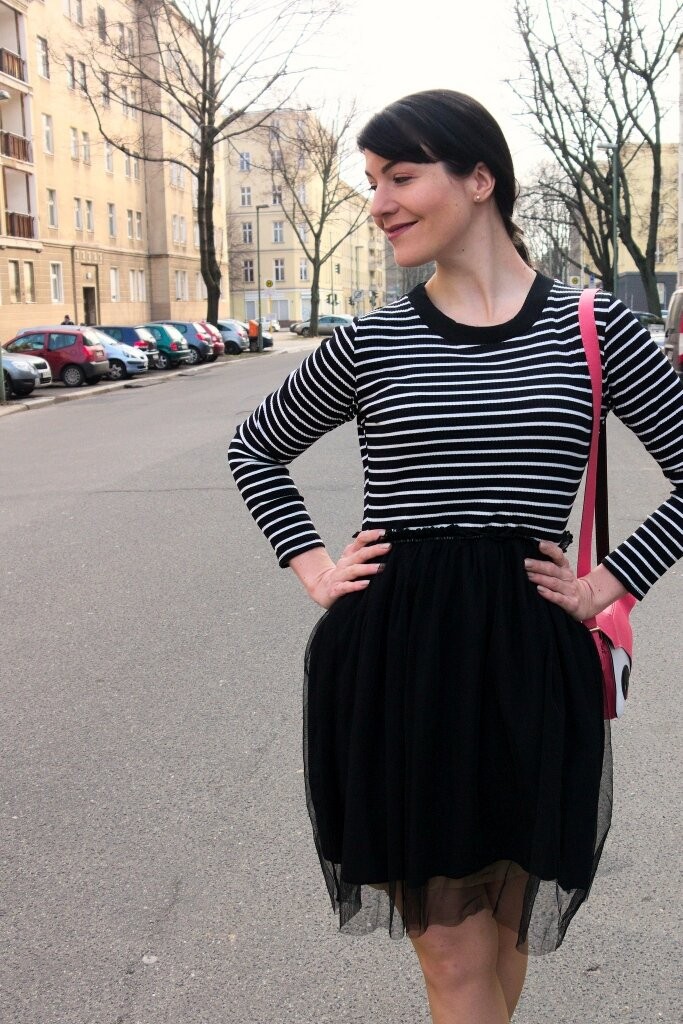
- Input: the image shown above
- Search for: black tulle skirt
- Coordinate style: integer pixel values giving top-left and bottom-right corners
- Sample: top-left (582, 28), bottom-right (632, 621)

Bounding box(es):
top-left (303, 528), bottom-right (612, 954)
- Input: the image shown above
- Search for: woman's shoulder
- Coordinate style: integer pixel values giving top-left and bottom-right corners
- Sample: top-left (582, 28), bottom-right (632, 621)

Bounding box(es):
top-left (353, 293), bottom-right (424, 332)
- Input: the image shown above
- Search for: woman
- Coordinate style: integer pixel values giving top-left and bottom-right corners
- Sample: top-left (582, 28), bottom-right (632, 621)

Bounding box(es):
top-left (228, 90), bottom-right (683, 1022)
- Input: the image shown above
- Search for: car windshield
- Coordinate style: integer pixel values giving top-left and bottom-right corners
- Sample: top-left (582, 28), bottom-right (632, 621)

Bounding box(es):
top-left (134, 327), bottom-right (155, 342)
top-left (163, 324), bottom-right (184, 342)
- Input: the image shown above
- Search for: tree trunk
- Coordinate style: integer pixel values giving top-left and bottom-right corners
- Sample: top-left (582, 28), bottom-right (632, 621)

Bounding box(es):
top-left (308, 239), bottom-right (321, 335)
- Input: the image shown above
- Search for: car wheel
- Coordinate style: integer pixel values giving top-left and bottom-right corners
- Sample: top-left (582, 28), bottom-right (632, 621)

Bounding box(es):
top-left (107, 359), bottom-right (127, 381)
top-left (3, 371), bottom-right (13, 399)
top-left (85, 376), bottom-right (104, 386)
top-left (185, 346), bottom-right (200, 365)
top-left (302, 327), bottom-right (310, 337)
top-left (61, 364), bottom-right (85, 387)
top-left (227, 341), bottom-right (242, 355)
top-left (207, 353), bottom-right (217, 362)
top-left (156, 352), bottom-right (169, 370)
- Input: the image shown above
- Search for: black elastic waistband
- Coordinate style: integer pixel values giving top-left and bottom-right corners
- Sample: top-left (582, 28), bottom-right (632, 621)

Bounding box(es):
top-left (372, 527), bottom-right (573, 550)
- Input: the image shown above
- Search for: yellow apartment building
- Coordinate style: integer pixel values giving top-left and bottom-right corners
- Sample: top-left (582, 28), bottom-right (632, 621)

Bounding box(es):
top-left (0, 0), bottom-right (225, 336)
top-left (615, 141), bottom-right (678, 311)
top-left (225, 109), bottom-right (384, 325)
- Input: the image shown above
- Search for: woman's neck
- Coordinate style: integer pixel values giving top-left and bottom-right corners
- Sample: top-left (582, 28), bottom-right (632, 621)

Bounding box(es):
top-left (424, 230), bottom-right (537, 328)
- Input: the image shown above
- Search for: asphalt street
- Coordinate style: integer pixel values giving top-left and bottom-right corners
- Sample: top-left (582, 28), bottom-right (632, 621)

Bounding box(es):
top-left (0, 346), bottom-right (680, 1023)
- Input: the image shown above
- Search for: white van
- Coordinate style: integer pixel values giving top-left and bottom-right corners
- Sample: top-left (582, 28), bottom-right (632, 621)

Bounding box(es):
top-left (664, 288), bottom-right (683, 377)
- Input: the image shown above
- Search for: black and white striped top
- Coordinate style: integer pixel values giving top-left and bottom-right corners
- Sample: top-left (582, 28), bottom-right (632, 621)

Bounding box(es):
top-left (228, 274), bottom-right (683, 598)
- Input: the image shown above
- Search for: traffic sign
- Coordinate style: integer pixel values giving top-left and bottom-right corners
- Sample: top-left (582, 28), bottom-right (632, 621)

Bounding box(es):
top-left (265, 279), bottom-right (273, 288)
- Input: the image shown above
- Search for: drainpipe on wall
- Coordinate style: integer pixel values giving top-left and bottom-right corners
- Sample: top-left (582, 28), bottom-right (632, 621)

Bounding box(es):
top-left (70, 244), bottom-right (79, 323)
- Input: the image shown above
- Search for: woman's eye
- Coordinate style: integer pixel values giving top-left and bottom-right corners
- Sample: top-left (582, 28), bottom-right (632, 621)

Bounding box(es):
top-left (367, 184), bottom-right (377, 192)
top-left (393, 176), bottom-right (411, 185)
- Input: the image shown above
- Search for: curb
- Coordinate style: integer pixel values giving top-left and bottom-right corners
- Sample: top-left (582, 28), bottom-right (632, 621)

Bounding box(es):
top-left (0, 337), bottom-right (318, 419)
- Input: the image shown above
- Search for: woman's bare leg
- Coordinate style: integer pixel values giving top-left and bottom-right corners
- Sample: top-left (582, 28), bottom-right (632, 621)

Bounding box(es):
top-left (495, 922), bottom-right (528, 1018)
top-left (410, 910), bottom-right (510, 1024)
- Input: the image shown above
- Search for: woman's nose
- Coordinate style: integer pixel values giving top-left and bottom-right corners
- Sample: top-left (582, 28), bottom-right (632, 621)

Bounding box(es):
top-left (370, 185), bottom-right (398, 221)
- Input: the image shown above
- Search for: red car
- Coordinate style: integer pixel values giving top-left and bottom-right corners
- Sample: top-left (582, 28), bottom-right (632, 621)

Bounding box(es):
top-left (5, 327), bottom-right (109, 387)
top-left (199, 320), bottom-right (225, 361)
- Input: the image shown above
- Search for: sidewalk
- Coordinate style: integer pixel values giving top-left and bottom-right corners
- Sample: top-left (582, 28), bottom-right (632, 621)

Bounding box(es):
top-left (0, 333), bottom-right (318, 419)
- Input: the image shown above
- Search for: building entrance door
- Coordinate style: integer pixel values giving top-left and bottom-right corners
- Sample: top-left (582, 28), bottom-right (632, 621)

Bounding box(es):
top-left (82, 287), bottom-right (97, 325)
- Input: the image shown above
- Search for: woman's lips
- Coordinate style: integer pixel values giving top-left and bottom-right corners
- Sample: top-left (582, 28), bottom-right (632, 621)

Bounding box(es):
top-left (385, 222), bottom-right (416, 241)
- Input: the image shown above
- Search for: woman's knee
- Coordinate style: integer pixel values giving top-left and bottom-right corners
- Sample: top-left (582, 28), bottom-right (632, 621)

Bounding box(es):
top-left (411, 910), bottom-right (500, 992)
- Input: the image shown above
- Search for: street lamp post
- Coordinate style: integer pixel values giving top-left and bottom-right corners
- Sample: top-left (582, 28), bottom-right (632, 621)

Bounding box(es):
top-left (255, 203), bottom-right (268, 352)
top-left (0, 88), bottom-right (11, 405)
top-left (599, 142), bottom-right (619, 298)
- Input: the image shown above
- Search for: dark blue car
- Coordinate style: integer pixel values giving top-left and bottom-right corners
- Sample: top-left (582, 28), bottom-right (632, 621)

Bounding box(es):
top-left (95, 325), bottom-right (160, 368)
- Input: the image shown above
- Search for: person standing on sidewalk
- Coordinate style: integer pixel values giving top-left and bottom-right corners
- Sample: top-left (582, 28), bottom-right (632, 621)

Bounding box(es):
top-left (228, 90), bottom-right (683, 1023)
top-left (247, 317), bottom-right (259, 352)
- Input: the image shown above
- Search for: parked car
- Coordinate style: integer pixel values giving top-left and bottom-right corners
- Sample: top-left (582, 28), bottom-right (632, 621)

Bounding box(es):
top-left (292, 314), bottom-right (354, 337)
top-left (216, 319), bottom-right (249, 355)
top-left (198, 321), bottom-right (225, 361)
top-left (5, 327), bottom-right (109, 387)
top-left (664, 288), bottom-right (683, 377)
top-left (147, 320), bottom-right (214, 365)
top-left (95, 325), bottom-right (160, 368)
top-left (2, 350), bottom-right (52, 398)
top-left (236, 321), bottom-right (273, 349)
top-left (139, 322), bottom-right (192, 370)
top-left (91, 332), bottom-right (148, 380)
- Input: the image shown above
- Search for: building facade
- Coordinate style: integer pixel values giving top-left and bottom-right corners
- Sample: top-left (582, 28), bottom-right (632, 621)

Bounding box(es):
top-left (0, 0), bottom-right (225, 336)
top-left (225, 109), bottom-right (384, 325)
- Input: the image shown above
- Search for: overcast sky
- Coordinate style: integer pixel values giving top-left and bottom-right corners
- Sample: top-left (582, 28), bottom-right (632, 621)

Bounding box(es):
top-left (291, 0), bottom-right (680, 186)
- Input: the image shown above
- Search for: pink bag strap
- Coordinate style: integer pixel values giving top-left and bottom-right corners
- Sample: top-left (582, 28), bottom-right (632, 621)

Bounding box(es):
top-left (577, 289), bottom-right (602, 613)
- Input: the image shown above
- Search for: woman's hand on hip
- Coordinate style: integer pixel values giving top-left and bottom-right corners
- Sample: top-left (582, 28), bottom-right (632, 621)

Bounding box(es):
top-left (524, 540), bottom-right (628, 621)
top-left (289, 530), bottom-right (391, 609)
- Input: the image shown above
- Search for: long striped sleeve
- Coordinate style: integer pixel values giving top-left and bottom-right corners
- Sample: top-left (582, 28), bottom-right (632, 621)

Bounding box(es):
top-left (598, 296), bottom-right (683, 597)
top-left (228, 323), bottom-right (358, 566)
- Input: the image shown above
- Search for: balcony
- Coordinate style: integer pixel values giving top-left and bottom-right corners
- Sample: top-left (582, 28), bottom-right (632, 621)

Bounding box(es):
top-left (0, 48), bottom-right (26, 82)
top-left (6, 209), bottom-right (35, 238)
top-left (0, 129), bottom-right (31, 162)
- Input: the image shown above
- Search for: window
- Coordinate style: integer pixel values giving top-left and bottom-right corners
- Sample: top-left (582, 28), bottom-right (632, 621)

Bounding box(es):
top-left (73, 0), bottom-right (83, 25)
top-left (174, 270), bottom-right (188, 300)
top-left (195, 272), bottom-right (207, 300)
top-left (170, 163), bottom-right (185, 189)
top-left (66, 56), bottom-right (75, 89)
top-left (47, 189), bottom-right (58, 228)
top-left (243, 259), bottom-right (254, 283)
top-left (50, 263), bottom-right (64, 302)
top-left (110, 268), bottom-right (119, 301)
top-left (107, 202), bottom-right (116, 237)
top-left (132, 157), bottom-right (140, 180)
top-left (23, 262), bottom-right (35, 303)
top-left (128, 269), bottom-right (136, 300)
top-left (241, 222), bottom-right (253, 244)
top-left (127, 209), bottom-right (133, 239)
top-left (8, 261), bottom-right (20, 303)
top-left (77, 61), bottom-right (86, 92)
top-left (102, 72), bottom-right (110, 107)
top-left (193, 221), bottom-right (199, 248)
top-left (104, 141), bottom-right (113, 173)
top-left (274, 258), bottom-right (285, 282)
top-left (118, 22), bottom-right (125, 47)
top-left (129, 269), bottom-right (146, 302)
top-left (272, 186), bottom-right (282, 205)
top-left (137, 270), bottom-right (146, 301)
top-left (271, 151), bottom-right (284, 171)
top-left (214, 178), bottom-right (221, 204)
top-left (85, 199), bottom-right (94, 232)
top-left (74, 197), bottom-right (82, 230)
top-left (239, 152), bottom-right (251, 172)
top-left (81, 132), bottom-right (90, 163)
top-left (135, 211), bottom-right (142, 240)
top-left (179, 216), bottom-right (186, 244)
top-left (121, 86), bottom-right (129, 117)
top-left (37, 37), bottom-right (49, 79)
top-left (126, 28), bottom-right (134, 55)
top-left (69, 127), bottom-right (79, 160)
top-left (299, 258), bottom-right (309, 282)
top-left (124, 153), bottom-right (131, 178)
top-left (171, 214), bottom-right (179, 243)
top-left (42, 114), bottom-right (53, 155)
top-left (273, 221), bottom-right (284, 244)
top-left (298, 221), bottom-right (308, 242)
top-left (296, 183), bottom-right (307, 203)
top-left (240, 186), bottom-right (251, 207)
top-left (97, 5), bottom-right (107, 41)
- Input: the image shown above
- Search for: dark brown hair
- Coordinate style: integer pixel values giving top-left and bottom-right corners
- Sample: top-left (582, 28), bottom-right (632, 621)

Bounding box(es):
top-left (358, 90), bottom-right (531, 265)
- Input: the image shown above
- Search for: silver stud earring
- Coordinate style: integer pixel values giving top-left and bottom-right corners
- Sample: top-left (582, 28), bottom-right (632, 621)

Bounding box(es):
top-left (475, 194), bottom-right (481, 202)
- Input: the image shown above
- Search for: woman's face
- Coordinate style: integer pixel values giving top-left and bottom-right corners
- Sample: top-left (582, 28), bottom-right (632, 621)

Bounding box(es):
top-left (364, 150), bottom-right (480, 268)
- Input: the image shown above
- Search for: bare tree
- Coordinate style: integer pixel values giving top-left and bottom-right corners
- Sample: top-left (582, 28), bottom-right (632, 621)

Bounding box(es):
top-left (79, 0), bottom-right (338, 324)
top-left (517, 163), bottom-right (577, 281)
top-left (262, 107), bottom-right (369, 336)
top-left (511, 0), bottom-right (681, 312)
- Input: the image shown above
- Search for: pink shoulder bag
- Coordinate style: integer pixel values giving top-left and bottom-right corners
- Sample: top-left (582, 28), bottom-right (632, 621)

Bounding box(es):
top-left (577, 289), bottom-right (636, 719)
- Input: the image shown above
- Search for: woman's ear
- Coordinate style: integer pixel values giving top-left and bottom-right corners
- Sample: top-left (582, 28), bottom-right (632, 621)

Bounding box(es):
top-left (471, 162), bottom-right (496, 203)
